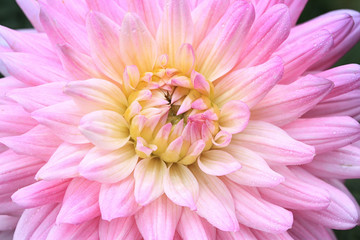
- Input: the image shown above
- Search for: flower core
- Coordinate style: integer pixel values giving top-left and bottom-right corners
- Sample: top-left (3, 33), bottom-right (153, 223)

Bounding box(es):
top-left (125, 53), bottom-right (219, 165)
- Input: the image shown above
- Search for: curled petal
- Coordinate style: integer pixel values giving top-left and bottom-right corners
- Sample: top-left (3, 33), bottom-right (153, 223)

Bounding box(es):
top-left (198, 150), bottom-right (241, 176)
top-left (219, 100), bottom-right (250, 134)
top-left (79, 110), bottom-right (130, 150)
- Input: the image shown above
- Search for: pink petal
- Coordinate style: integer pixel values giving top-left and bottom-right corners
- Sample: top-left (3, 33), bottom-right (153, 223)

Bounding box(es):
top-left (0, 150), bottom-right (43, 195)
top-left (175, 44), bottom-right (195, 75)
top-left (191, 166), bottom-right (239, 231)
top-left (259, 166), bottom-right (331, 210)
top-left (16, 0), bottom-right (43, 31)
top-left (0, 125), bottom-right (62, 160)
top-left (57, 178), bottom-right (101, 224)
top-left (39, 2), bottom-right (89, 53)
top-left (283, 116), bottom-right (360, 154)
top-left (251, 74), bottom-right (334, 126)
top-left (237, 4), bottom-right (291, 67)
top-left (191, 0), bottom-right (230, 48)
top-left (135, 195), bottom-right (182, 240)
top-left (287, 10), bottom-right (354, 47)
top-left (233, 121), bottom-right (315, 165)
top-left (8, 82), bottom-right (69, 112)
top-left (0, 26), bottom-right (56, 60)
top-left (134, 158), bottom-right (166, 206)
top-left (316, 64), bottom-right (360, 99)
top-left (289, 214), bottom-right (338, 240)
top-left (310, 10), bottom-right (360, 70)
top-left (86, 0), bottom-right (126, 25)
top-left (79, 110), bottom-right (130, 150)
top-left (157, 0), bottom-right (193, 65)
top-left (0, 215), bottom-right (18, 231)
top-left (284, 0), bottom-right (308, 26)
top-left (0, 105), bottom-right (37, 137)
top-left (13, 203), bottom-right (61, 240)
top-left (11, 179), bottom-right (70, 208)
top-left (217, 224), bottom-right (256, 240)
top-left (251, 229), bottom-right (295, 240)
top-left (196, 1), bottom-right (255, 81)
top-left (47, 218), bottom-right (99, 240)
top-left (198, 150), bottom-right (241, 176)
top-left (36, 143), bottom-right (91, 180)
top-left (120, 13), bottom-right (157, 73)
top-left (219, 100), bottom-right (250, 134)
top-left (86, 11), bottom-right (124, 81)
top-left (274, 29), bottom-right (333, 84)
top-left (45, 0), bottom-right (88, 25)
top-left (304, 89), bottom-right (360, 120)
top-left (99, 216), bottom-right (142, 240)
top-left (214, 56), bottom-right (283, 108)
top-left (177, 208), bottom-right (216, 240)
top-left (79, 144), bottom-right (138, 183)
top-left (164, 163), bottom-right (199, 210)
top-left (126, 0), bottom-right (162, 36)
top-left (0, 52), bottom-right (67, 86)
top-left (32, 101), bottom-right (89, 144)
top-left (99, 175), bottom-right (140, 220)
top-left (65, 78), bottom-right (127, 113)
top-left (251, 0), bottom-right (284, 17)
top-left (224, 144), bottom-right (284, 187)
top-left (57, 44), bottom-right (103, 80)
top-left (224, 179), bottom-right (293, 234)
top-left (292, 167), bottom-right (359, 229)
top-left (304, 142), bottom-right (360, 179)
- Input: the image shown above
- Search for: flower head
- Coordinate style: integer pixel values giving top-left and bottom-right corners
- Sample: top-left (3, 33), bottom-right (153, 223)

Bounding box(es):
top-left (1, 0), bottom-right (360, 239)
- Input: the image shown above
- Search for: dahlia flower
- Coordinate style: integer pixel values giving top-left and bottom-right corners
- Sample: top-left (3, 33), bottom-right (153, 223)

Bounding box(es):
top-left (0, 0), bottom-right (360, 239)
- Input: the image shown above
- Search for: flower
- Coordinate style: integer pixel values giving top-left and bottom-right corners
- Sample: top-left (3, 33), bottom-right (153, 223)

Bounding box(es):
top-left (0, 0), bottom-right (360, 239)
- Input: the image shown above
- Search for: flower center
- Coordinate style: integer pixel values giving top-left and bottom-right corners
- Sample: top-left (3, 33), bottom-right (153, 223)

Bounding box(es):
top-left (123, 54), bottom-right (220, 165)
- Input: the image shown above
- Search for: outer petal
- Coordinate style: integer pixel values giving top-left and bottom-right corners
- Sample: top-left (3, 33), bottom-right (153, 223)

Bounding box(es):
top-left (16, 0), bottom-right (43, 31)
top-left (217, 224), bottom-right (256, 240)
top-left (99, 216), bottom-right (142, 240)
top-left (191, 165), bottom-right (239, 231)
top-left (251, 75), bottom-right (334, 126)
top-left (283, 116), bottom-right (360, 154)
top-left (86, 11), bottom-right (124, 81)
top-left (164, 163), bottom-right (199, 210)
top-left (99, 175), bottom-right (140, 220)
top-left (0, 150), bottom-right (43, 195)
top-left (224, 144), bottom-right (284, 187)
top-left (232, 121), bottom-right (315, 165)
top-left (274, 29), bottom-right (333, 83)
top-left (47, 218), bottom-right (99, 240)
top-left (7, 82), bottom-right (69, 112)
top-left (214, 56), bottom-right (283, 108)
top-left (32, 101), bottom-right (89, 144)
top-left (11, 179), bottom-right (70, 208)
top-left (135, 195), bottom-right (182, 240)
top-left (304, 142), bottom-right (360, 179)
top-left (79, 110), bottom-right (130, 150)
top-left (304, 89), bottom-right (360, 120)
top-left (0, 52), bottom-right (68, 85)
top-left (57, 178), bottom-right (101, 224)
top-left (126, 0), bottom-right (162, 37)
top-left (177, 208), bottom-right (216, 240)
top-left (13, 203), bottom-right (61, 240)
top-left (237, 4), bottom-right (291, 67)
top-left (196, 1), bottom-right (255, 81)
top-left (292, 167), bottom-right (359, 230)
top-left (0, 125), bottom-right (62, 160)
top-left (283, 0), bottom-right (308, 26)
top-left (224, 179), bottom-right (293, 234)
top-left (198, 150), bottom-right (241, 176)
top-left (259, 166), bottom-right (331, 210)
top-left (86, 0), bottom-right (126, 25)
top-left (134, 158), bottom-right (167, 206)
top-left (0, 105), bottom-right (37, 137)
top-left (35, 143), bottom-right (91, 180)
top-left (157, 0), bottom-right (193, 65)
top-left (191, 0), bottom-right (229, 48)
top-left (79, 144), bottom-right (138, 183)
